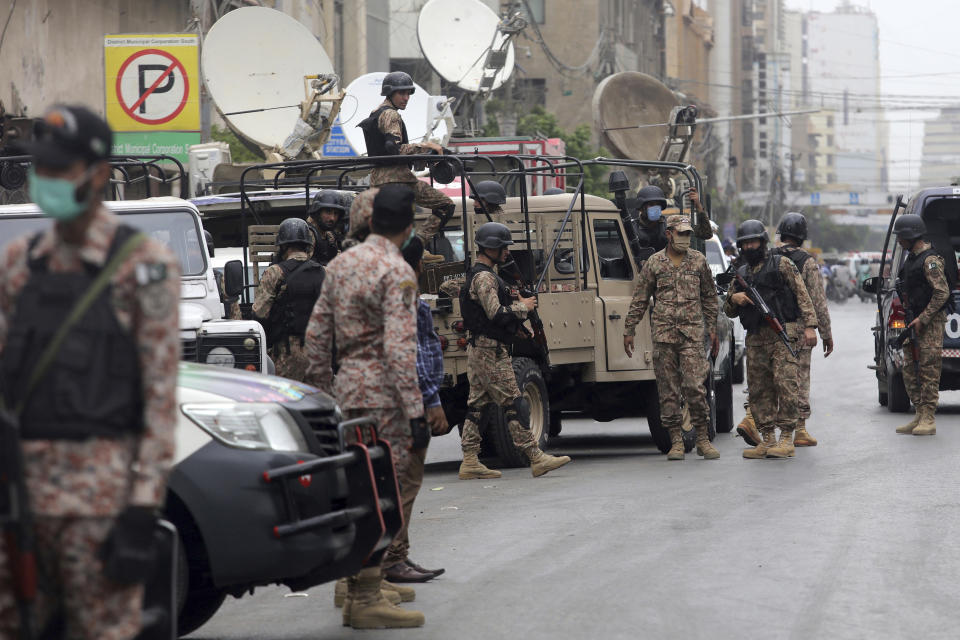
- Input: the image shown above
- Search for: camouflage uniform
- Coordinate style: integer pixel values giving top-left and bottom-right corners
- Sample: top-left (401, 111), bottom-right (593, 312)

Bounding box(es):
top-left (901, 243), bottom-right (949, 417)
top-left (724, 255), bottom-right (817, 453)
top-left (368, 100), bottom-right (452, 244)
top-left (625, 239), bottom-right (718, 455)
top-left (0, 207), bottom-right (180, 639)
top-left (253, 249), bottom-right (317, 382)
top-left (343, 188), bottom-right (378, 251)
top-left (306, 216), bottom-right (341, 265)
top-left (216, 270), bottom-right (242, 320)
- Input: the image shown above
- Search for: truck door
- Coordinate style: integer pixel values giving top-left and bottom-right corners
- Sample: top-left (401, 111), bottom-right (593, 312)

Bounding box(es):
top-left (590, 214), bottom-right (645, 371)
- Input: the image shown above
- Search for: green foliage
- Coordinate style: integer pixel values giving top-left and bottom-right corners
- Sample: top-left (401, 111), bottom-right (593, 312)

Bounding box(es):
top-left (514, 107), bottom-right (607, 196)
top-left (210, 125), bottom-right (263, 163)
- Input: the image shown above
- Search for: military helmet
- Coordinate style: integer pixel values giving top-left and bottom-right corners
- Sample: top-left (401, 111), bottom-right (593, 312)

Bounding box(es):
top-left (777, 211), bottom-right (808, 242)
top-left (892, 214), bottom-right (926, 240)
top-left (736, 219), bottom-right (768, 246)
top-left (277, 218), bottom-right (312, 247)
top-left (544, 187), bottom-right (565, 195)
top-left (475, 222), bottom-right (514, 249)
top-left (636, 184), bottom-right (667, 208)
top-left (310, 190), bottom-right (347, 216)
top-left (471, 180), bottom-right (507, 205)
top-left (381, 71), bottom-right (416, 97)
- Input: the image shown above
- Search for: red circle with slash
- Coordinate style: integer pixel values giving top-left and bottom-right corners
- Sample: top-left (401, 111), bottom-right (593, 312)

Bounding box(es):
top-left (115, 49), bottom-right (189, 126)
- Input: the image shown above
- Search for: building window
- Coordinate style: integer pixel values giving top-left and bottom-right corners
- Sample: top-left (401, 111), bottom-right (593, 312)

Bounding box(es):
top-left (826, 116), bottom-right (834, 128)
top-left (827, 135), bottom-right (834, 147)
top-left (827, 154), bottom-right (834, 167)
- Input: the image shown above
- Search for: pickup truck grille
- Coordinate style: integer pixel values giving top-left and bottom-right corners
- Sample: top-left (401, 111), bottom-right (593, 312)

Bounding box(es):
top-left (193, 335), bottom-right (262, 371)
top-left (300, 409), bottom-right (341, 456)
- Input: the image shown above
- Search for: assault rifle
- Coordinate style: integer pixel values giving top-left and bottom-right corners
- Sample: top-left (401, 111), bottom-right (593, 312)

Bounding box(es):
top-left (892, 286), bottom-right (921, 378)
top-left (733, 270), bottom-right (798, 358)
top-left (500, 259), bottom-right (549, 359)
top-left (0, 408), bottom-right (36, 640)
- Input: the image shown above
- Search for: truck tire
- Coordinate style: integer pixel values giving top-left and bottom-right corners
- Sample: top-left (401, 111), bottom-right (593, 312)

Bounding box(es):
top-left (705, 371), bottom-right (717, 442)
top-left (176, 532), bottom-right (226, 637)
top-left (887, 370), bottom-right (911, 413)
top-left (732, 338), bottom-right (745, 384)
top-left (490, 357), bottom-right (549, 467)
top-left (715, 354), bottom-right (735, 434)
top-left (878, 385), bottom-right (888, 406)
top-left (549, 411), bottom-right (563, 437)
top-left (643, 382), bottom-right (694, 454)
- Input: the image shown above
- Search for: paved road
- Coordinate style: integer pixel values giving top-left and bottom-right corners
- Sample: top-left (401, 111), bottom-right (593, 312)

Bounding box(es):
top-left (187, 300), bottom-right (960, 639)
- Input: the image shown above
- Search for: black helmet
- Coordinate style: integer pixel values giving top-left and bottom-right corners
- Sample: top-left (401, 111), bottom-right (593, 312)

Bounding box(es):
top-left (736, 219), bottom-right (767, 246)
top-left (475, 222), bottom-right (514, 249)
top-left (430, 157), bottom-right (457, 185)
top-left (381, 71), bottom-right (416, 97)
top-left (777, 212), bottom-right (807, 242)
top-left (471, 180), bottom-right (507, 205)
top-left (310, 190), bottom-right (347, 216)
top-left (544, 187), bottom-right (565, 195)
top-left (892, 214), bottom-right (926, 240)
top-left (636, 185), bottom-right (667, 208)
top-left (277, 218), bottom-right (312, 247)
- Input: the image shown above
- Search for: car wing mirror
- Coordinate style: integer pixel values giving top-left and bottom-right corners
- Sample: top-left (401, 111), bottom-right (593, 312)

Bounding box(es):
top-left (223, 260), bottom-right (245, 298)
top-left (715, 272), bottom-right (734, 288)
top-left (861, 276), bottom-right (879, 294)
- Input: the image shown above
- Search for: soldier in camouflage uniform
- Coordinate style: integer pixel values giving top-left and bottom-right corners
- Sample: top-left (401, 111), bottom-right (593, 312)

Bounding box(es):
top-left (635, 185), bottom-right (713, 252)
top-left (724, 220), bottom-right (818, 460)
top-left (304, 185), bottom-right (425, 629)
top-left (773, 212), bottom-right (834, 446)
top-left (624, 215), bottom-right (720, 460)
top-left (471, 180), bottom-right (506, 217)
top-left (458, 222), bottom-right (571, 480)
top-left (253, 218), bottom-right (325, 382)
top-left (343, 187), bottom-right (378, 251)
top-left (307, 190), bottom-right (346, 265)
top-left (892, 214), bottom-right (950, 436)
top-left (0, 105), bottom-right (179, 639)
top-left (357, 72), bottom-right (455, 245)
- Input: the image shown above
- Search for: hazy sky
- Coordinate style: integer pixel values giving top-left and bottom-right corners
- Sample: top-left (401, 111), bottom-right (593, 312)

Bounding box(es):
top-left (785, 0), bottom-right (960, 190)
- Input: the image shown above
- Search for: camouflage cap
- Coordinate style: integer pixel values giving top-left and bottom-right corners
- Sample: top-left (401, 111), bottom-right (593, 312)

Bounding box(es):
top-left (666, 214), bottom-right (693, 232)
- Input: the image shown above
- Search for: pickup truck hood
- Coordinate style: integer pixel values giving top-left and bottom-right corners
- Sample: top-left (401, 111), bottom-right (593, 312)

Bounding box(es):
top-left (178, 362), bottom-right (335, 408)
top-left (180, 303), bottom-right (213, 330)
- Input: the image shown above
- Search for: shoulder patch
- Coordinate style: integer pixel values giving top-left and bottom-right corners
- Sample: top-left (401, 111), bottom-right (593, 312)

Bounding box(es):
top-left (928, 260), bottom-right (940, 270)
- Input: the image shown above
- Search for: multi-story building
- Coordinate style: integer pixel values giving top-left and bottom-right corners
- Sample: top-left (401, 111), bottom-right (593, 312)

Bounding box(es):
top-left (918, 107), bottom-right (960, 187)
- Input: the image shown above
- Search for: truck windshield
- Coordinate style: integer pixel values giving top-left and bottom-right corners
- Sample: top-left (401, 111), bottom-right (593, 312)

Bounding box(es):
top-left (0, 210), bottom-right (206, 276)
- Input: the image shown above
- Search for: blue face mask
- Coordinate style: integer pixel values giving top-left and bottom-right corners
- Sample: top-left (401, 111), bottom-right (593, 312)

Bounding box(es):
top-left (28, 166), bottom-right (92, 221)
top-left (401, 226), bottom-right (416, 250)
top-left (646, 205), bottom-right (662, 221)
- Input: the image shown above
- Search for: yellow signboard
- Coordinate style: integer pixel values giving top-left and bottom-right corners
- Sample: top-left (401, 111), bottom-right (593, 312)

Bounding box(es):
top-left (104, 34), bottom-right (200, 132)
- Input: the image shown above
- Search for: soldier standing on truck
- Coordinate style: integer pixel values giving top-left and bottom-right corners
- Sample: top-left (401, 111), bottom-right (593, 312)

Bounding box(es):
top-left (304, 184), bottom-right (425, 629)
top-left (723, 220), bottom-right (818, 460)
top-left (635, 185), bottom-right (712, 252)
top-left (772, 212), bottom-right (834, 446)
top-left (357, 72), bottom-right (455, 245)
top-left (892, 214), bottom-right (950, 436)
top-left (623, 215), bottom-right (720, 460)
top-left (307, 190), bottom-right (346, 265)
top-left (471, 180), bottom-right (506, 217)
top-left (0, 105), bottom-right (179, 638)
top-left (253, 218), bottom-right (325, 382)
top-left (458, 222), bottom-right (571, 480)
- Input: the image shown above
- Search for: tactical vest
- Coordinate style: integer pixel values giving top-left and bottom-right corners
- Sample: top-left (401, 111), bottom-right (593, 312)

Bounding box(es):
top-left (737, 254), bottom-right (801, 333)
top-left (772, 245), bottom-right (812, 274)
top-left (897, 248), bottom-right (941, 317)
top-left (265, 258), bottom-right (325, 349)
top-left (460, 264), bottom-right (519, 345)
top-left (636, 218), bottom-right (667, 252)
top-left (358, 105), bottom-right (408, 158)
top-left (1, 225), bottom-right (144, 440)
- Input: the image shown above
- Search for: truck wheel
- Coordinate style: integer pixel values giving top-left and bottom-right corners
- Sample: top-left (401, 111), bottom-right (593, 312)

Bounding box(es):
top-left (549, 411), bottom-right (563, 437)
top-left (732, 338), bottom-right (745, 384)
top-left (490, 357), bottom-right (549, 467)
top-left (642, 382), bottom-right (669, 454)
top-left (887, 370), bottom-right (911, 413)
top-left (705, 372), bottom-right (717, 442)
top-left (715, 355), bottom-right (735, 434)
top-left (176, 532), bottom-right (227, 637)
top-left (878, 386), bottom-right (888, 406)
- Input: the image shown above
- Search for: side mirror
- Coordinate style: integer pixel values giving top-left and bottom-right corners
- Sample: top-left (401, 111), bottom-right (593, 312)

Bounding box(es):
top-left (861, 276), bottom-right (879, 294)
top-left (716, 272), bottom-right (734, 288)
top-left (223, 260), bottom-right (245, 298)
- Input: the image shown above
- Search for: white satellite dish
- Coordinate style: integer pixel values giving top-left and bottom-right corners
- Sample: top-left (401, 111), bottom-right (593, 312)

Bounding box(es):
top-left (339, 73), bottom-right (450, 156)
top-left (201, 7), bottom-right (335, 150)
top-left (417, 0), bottom-right (516, 93)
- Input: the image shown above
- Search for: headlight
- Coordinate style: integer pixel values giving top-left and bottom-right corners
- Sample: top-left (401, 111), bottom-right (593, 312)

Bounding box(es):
top-left (182, 403), bottom-right (308, 451)
top-left (205, 346), bottom-right (235, 367)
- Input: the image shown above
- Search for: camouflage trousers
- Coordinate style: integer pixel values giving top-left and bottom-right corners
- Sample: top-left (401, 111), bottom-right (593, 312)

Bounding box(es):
top-left (903, 311), bottom-right (945, 412)
top-left (746, 330), bottom-right (802, 432)
top-left (270, 338), bottom-right (309, 382)
top-left (653, 341), bottom-right (710, 431)
top-left (798, 343), bottom-right (813, 420)
top-left (384, 446), bottom-right (427, 567)
top-left (0, 517), bottom-right (143, 640)
top-left (461, 344), bottom-right (536, 455)
top-left (376, 180), bottom-right (453, 245)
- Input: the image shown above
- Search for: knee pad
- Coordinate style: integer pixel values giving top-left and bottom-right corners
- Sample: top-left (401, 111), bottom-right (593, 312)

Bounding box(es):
top-left (505, 396), bottom-right (531, 429)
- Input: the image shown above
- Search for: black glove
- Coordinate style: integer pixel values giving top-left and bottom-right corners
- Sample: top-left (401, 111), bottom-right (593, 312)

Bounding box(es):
top-left (100, 506), bottom-right (158, 585)
top-left (410, 417), bottom-right (431, 449)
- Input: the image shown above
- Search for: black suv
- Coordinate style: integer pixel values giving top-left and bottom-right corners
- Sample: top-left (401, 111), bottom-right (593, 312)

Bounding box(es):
top-left (864, 188), bottom-right (960, 412)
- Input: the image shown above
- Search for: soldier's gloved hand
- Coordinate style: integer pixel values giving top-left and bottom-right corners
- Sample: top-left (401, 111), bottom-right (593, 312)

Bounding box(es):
top-left (100, 505), bottom-right (158, 585)
top-left (823, 337), bottom-right (834, 358)
top-left (410, 417), bottom-right (431, 449)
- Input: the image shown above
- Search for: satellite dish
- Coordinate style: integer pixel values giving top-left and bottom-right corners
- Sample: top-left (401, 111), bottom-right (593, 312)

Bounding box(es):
top-left (592, 72), bottom-right (680, 160)
top-left (339, 73), bottom-right (450, 156)
top-left (201, 7), bottom-right (335, 150)
top-left (417, 0), bottom-right (516, 93)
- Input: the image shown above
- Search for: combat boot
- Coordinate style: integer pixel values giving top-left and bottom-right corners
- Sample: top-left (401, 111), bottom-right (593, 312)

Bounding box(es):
top-left (743, 428), bottom-right (775, 459)
top-left (912, 405), bottom-right (937, 436)
top-left (347, 568), bottom-right (425, 629)
top-left (667, 427), bottom-right (685, 460)
top-left (335, 577), bottom-right (401, 608)
top-left (527, 448), bottom-right (571, 477)
top-left (694, 425), bottom-right (720, 459)
top-left (381, 580), bottom-right (415, 602)
top-left (458, 452), bottom-right (502, 479)
top-left (766, 428), bottom-right (796, 458)
top-left (896, 412), bottom-right (920, 434)
top-left (793, 420), bottom-right (818, 446)
top-left (736, 407), bottom-right (762, 447)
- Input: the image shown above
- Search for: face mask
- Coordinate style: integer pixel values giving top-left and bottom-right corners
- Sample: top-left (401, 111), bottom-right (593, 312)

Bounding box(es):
top-left (742, 246), bottom-right (765, 266)
top-left (28, 166), bottom-right (93, 221)
top-left (671, 234), bottom-right (691, 253)
top-left (646, 205), bottom-right (662, 221)
top-left (401, 226), bottom-right (416, 250)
